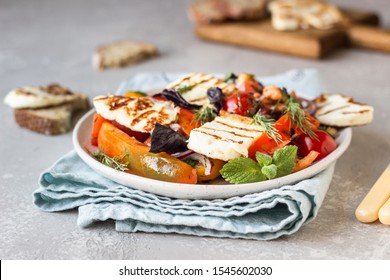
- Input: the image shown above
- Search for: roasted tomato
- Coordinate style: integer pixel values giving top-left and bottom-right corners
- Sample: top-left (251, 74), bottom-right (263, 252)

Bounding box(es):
top-left (223, 93), bottom-right (258, 116)
top-left (294, 130), bottom-right (337, 161)
top-left (91, 114), bottom-right (150, 145)
top-left (111, 121), bottom-right (150, 143)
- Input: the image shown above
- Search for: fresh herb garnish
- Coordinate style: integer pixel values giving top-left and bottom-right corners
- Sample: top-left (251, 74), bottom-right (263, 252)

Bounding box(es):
top-left (252, 112), bottom-right (282, 144)
top-left (220, 145), bottom-right (297, 184)
top-left (220, 157), bottom-right (266, 183)
top-left (223, 72), bottom-right (237, 83)
top-left (183, 158), bottom-right (199, 168)
top-left (284, 93), bottom-right (318, 140)
top-left (92, 151), bottom-right (129, 172)
top-left (195, 106), bottom-right (217, 124)
top-left (175, 84), bottom-right (194, 94)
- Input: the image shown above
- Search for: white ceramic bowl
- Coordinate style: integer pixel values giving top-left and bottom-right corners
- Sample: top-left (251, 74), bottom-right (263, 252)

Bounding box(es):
top-left (73, 109), bottom-right (352, 199)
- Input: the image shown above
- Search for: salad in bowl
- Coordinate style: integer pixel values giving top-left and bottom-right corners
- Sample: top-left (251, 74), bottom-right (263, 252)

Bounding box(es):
top-left (80, 72), bottom-right (373, 187)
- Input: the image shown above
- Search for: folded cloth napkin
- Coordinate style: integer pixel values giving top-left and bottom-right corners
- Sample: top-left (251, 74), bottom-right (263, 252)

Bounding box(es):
top-left (33, 69), bottom-right (334, 240)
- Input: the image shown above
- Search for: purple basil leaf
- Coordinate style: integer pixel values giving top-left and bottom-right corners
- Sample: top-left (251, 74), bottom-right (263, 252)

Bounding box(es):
top-left (154, 89), bottom-right (201, 110)
top-left (149, 123), bottom-right (188, 153)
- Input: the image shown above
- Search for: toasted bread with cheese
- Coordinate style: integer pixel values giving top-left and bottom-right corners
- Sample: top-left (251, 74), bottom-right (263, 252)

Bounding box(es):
top-left (4, 84), bottom-right (86, 109)
top-left (93, 40), bottom-right (158, 70)
top-left (314, 93), bottom-right (373, 127)
top-left (4, 84), bottom-right (89, 135)
top-left (269, 0), bottom-right (347, 31)
top-left (188, 0), bottom-right (268, 24)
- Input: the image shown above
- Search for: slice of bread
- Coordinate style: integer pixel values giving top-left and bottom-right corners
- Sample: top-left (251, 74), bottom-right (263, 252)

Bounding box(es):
top-left (4, 84), bottom-right (89, 135)
top-left (14, 100), bottom-right (88, 135)
top-left (93, 40), bottom-right (158, 70)
top-left (188, 0), bottom-right (268, 24)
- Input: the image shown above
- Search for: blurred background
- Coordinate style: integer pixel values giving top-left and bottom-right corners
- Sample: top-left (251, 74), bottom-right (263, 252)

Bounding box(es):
top-left (1, 0), bottom-right (389, 97)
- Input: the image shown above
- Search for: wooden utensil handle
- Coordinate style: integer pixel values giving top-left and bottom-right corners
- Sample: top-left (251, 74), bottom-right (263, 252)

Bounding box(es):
top-left (348, 24), bottom-right (390, 53)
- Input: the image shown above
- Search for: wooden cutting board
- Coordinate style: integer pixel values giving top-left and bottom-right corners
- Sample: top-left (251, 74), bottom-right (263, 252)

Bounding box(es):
top-left (195, 9), bottom-right (390, 59)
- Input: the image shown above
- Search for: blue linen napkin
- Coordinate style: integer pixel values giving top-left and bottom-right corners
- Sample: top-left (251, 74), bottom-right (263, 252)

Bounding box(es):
top-left (33, 69), bottom-right (334, 240)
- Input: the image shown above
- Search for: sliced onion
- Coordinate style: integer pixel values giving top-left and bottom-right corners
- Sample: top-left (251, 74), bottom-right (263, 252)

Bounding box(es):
top-left (204, 157), bottom-right (212, 175)
top-left (298, 97), bottom-right (317, 116)
top-left (172, 150), bottom-right (194, 159)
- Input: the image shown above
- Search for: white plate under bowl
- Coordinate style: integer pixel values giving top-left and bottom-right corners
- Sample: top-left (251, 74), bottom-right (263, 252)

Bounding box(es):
top-left (73, 109), bottom-right (352, 199)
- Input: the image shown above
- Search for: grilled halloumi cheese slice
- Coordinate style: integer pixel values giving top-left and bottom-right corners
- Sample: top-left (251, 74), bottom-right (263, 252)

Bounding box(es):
top-left (167, 73), bottom-right (237, 106)
top-left (314, 94), bottom-right (374, 127)
top-left (187, 111), bottom-right (264, 161)
top-left (93, 95), bottom-right (178, 133)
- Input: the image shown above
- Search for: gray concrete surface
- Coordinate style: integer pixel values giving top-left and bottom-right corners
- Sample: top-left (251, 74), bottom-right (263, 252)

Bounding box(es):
top-left (1, 0), bottom-right (390, 259)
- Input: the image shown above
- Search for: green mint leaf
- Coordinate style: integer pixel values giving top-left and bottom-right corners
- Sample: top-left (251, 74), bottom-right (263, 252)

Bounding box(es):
top-left (255, 152), bottom-right (272, 167)
top-left (273, 145), bottom-right (297, 177)
top-left (220, 157), bottom-right (265, 184)
top-left (261, 164), bottom-right (277, 180)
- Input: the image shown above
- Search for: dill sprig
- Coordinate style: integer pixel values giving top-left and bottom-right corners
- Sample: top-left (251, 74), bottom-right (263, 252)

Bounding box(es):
top-left (195, 106), bottom-right (217, 124)
top-left (252, 112), bottom-right (282, 144)
top-left (175, 84), bottom-right (194, 94)
top-left (284, 94), bottom-right (318, 140)
top-left (91, 151), bottom-right (129, 172)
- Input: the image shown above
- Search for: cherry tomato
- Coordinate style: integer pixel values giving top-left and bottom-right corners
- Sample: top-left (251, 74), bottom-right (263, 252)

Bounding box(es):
top-left (294, 130), bottom-right (337, 161)
top-left (223, 93), bottom-right (258, 116)
top-left (236, 73), bottom-right (263, 94)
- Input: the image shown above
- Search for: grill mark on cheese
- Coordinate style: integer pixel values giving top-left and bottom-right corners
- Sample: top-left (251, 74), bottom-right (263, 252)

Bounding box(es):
top-left (15, 89), bottom-right (35, 96)
top-left (130, 107), bottom-right (171, 132)
top-left (199, 126), bottom-right (254, 139)
top-left (342, 109), bottom-right (371, 114)
top-left (94, 96), bottom-right (133, 110)
top-left (134, 98), bottom-right (155, 110)
top-left (188, 96), bottom-right (208, 103)
top-left (176, 74), bottom-right (192, 84)
top-left (316, 105), bottom-right (350, 116)
top-left (45, 84), bottom-right (73, 96)
top-left (131, 109), bottom-right (156, 126)
top-left (214, 120), bottom-right (263, 133)
top-left (187, 76), bottom-right (214, 91)
top-left (195, 130), bottom-right (244, 144)
top-left (171, 73), bottom-right (212, 89)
